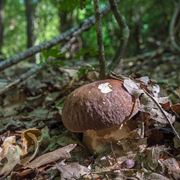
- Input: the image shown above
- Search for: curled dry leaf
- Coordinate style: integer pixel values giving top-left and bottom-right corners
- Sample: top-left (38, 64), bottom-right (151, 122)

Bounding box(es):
top-left (56, 162), bottom-right (90, 180)
top-left (0, 136), bottom-right (22, 176)
top-left (21, 128), bottom-right (41, 156)
top-left (25, 144), bottom-right (76, 169)
top-left (21, 128), bottom-right (41, 165)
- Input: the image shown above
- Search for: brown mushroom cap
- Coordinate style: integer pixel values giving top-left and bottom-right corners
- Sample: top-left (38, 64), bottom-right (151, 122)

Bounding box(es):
top-left (62, 79), bottom-right (139, 132)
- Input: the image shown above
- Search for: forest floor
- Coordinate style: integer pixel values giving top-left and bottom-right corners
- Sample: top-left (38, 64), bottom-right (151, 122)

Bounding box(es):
top-left (0, 49), bottom-right (179, 179)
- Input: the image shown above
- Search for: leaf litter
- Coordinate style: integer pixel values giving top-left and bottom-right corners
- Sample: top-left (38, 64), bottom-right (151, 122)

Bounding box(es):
top-left (0, 65), bottom-right (179, 179)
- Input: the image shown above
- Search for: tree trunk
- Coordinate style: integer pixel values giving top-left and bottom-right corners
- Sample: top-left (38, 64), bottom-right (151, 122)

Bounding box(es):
top-left (24, 0), bottom-right (35, 48)
top-left (0, 0), bottom-right (4, 55)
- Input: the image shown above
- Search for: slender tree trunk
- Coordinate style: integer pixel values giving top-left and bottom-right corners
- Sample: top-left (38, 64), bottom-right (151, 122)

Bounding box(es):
top-left (0, 0), bottom-right (4, 55)
top-left (24, 0), bottom-right (35, 48)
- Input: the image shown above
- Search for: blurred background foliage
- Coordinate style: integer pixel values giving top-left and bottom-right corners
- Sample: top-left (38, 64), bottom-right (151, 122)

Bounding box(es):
top-left (0, 0), bottom-right (179, 93)
top-left (1, 0), bottom-right (174, 57)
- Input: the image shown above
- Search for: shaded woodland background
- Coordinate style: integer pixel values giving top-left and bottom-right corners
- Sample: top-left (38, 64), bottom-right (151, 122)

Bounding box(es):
top-left (0, 0), bottom-right (179, 89)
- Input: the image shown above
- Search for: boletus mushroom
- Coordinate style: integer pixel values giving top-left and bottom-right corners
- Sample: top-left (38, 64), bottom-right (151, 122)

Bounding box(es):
top-left (62, 79), bottom-right (139, 153)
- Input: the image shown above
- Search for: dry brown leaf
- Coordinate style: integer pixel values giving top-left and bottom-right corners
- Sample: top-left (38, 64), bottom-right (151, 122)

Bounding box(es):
top-left (159, 97), bottom-right (171, 111)
top-left (26, 144), bottom-right (76, 169)
top-left (0, 136), bottom-right (22, 176)
top-left (171, 103), bottom-right (180, 115)
top-left (21, 128), bottom-right (41, 157)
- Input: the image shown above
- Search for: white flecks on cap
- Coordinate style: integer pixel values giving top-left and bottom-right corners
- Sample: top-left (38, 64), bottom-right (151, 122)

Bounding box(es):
top-left (98, 83), bottom-right (112, 93)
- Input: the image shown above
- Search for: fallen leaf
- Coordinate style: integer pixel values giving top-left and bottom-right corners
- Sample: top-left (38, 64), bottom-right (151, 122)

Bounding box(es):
top-left (140, 94), bottom-right (175, 124)
top-left (171, 103), bottom-right (180, 116)
top-left (147, 84), bottom-right (160, 97)
top-left (21, 128), bottom-right (41, 165)
top-left (56, 162), bottom-right (90, 180)
top-left (160, 158), bottom-right (180, 180)
top-left (146, 173), bottom-right (170, 180)
top-left (136, 76), bottom-right (150, 85)
top-left (123, 79), bottom-right (142, 98)
top-left (158, 97), bottom-right (171, 111)
top-left (21, 128), bottom-right (41, 156)
top-left (0, 136), bottom-right (21, 176)
top-left (26, 144), bottom-right (76, 169)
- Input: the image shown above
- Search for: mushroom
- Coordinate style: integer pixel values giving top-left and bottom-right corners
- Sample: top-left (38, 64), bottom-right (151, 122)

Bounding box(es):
top-left (62, 79), bottom-right (139, 153)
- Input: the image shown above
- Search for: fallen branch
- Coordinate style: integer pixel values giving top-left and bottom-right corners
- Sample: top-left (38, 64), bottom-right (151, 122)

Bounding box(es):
top-left (0, 5), bottom-right (111, 72)
top-left (26, 144), bottom-right (76, 169)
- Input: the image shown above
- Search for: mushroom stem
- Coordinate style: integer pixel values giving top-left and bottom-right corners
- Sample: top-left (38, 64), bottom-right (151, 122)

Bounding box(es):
top-left (83, 122), bottom-right (134, 154)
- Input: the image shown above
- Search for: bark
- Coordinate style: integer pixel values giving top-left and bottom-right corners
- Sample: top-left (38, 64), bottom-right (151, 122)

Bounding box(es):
top-left (0, 4), bottom-right (111, 72)
top-left (0, 0), bottom-right (4, 54)
top-left (24, 0), bottom-right (35, 48)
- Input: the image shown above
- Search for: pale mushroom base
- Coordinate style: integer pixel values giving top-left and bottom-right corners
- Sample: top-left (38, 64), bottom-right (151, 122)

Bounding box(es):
top-left (83, 122), bottom-right (137, 154)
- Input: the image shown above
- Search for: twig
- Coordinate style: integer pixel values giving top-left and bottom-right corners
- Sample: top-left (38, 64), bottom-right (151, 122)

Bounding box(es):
top-left (0, 4), bottom-right (112, 72)
top-left (108, 0), bottom-right (129, 71)
top-left (93, 0), bottom-right (106, 78)
top-left (0, 65), bottom-right (43, 95)
top-left (143, 89), bottom-right (180, 141)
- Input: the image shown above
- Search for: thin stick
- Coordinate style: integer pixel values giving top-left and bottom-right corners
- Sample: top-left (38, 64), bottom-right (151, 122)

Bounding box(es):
top-left (93, 0), bottom-right (106, 78)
